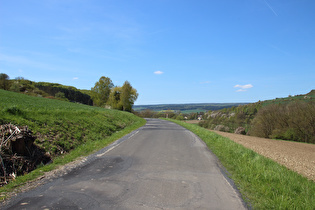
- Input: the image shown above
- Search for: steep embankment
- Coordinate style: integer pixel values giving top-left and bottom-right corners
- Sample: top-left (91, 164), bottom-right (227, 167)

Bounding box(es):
top-left (0, 89), bottom-right (145, 183)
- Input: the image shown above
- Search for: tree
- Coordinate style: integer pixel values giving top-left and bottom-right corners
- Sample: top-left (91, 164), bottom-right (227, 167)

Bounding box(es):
top-left (120, 81), bottom-right (138, 112)
top-left (91, 76), bottom-right (114, 107)
top-left (0, 73), bottom-right (10, 90)
top-left (107, 86), bottom-right (123, 110)
top-left (55, 92), bottom-right (69, 101)
top-left (9, 81), bottom-right (20, 92)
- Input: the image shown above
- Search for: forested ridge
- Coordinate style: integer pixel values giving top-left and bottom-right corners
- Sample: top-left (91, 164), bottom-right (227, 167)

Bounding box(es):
top-left (134, 103), bottom-right (248, 113)
top-left (200, 90), bottom-right (315, 143)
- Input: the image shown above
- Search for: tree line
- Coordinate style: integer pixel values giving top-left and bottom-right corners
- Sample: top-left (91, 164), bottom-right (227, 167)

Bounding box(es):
top-left (0, 73), bottom-right (138, 112)
top-left (90, 76), bottom-right (138, 112)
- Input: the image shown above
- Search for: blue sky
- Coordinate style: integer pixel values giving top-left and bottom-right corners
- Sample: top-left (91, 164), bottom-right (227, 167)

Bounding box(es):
top-left (1, 0), bottom-right (314, 105)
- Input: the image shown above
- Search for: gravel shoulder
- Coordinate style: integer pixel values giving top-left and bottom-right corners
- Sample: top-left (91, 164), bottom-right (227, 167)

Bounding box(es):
top-left (212, 130), bottom-right (315, 181)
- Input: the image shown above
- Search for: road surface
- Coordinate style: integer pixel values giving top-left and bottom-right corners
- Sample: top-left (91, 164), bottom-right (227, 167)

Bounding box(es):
top-left (2, 119), bottom-right (246, 209)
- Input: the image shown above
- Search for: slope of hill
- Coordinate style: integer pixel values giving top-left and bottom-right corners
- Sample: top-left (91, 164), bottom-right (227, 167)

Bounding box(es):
top-left (5, 78), bottom-right (93, 105)
top-left (200, 90), bottom-right (315, 143)
top-left (0, 89), bottom-right (145, 181)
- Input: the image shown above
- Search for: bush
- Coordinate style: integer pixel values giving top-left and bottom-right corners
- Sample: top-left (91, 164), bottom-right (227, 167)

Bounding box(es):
top-left (250, 101), bottom-right (315, 143)
top-left (5, 106), bottom-right (24, 116)
top-left (214, 125), bottom-right (229, 132)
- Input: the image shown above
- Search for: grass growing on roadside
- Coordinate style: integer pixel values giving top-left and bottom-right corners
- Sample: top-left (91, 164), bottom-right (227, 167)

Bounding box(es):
top-left (167, 119), bottom-right (315, 209)
top-left (0, 118), bottom-right (145, 200)
top-left (0, 89), bottom-right (146, 200)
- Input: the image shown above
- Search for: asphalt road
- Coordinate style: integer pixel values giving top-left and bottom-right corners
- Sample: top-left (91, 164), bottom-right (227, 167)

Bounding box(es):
top-left (2, 119), bottom-right (247, 209)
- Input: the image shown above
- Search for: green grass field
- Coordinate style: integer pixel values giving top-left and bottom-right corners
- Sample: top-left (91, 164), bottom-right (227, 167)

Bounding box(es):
top-left (0, 89), bottom-right (145, 157)
top-left (168, 119), bottom-right (315, 209)
top-left (0, 89), bottom-right (146, 199)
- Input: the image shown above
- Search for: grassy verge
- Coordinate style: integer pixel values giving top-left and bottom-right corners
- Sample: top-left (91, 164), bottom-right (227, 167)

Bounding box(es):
top-left (167, 119), bottom-right (315, 209)
top-left (0, 119), bottom-right (145, 200)
top-left (0, 89), bottom-right (146, 200)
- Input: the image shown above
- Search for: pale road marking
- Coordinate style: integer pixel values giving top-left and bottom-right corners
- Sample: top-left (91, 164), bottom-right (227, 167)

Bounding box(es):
top-left (96, 130), bottom-right (140, 157)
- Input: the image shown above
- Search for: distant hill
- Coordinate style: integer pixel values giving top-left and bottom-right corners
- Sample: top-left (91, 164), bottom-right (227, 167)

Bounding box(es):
top-left (261, 89), bottom-right (315, 106)
top-left (134, 103), bottom-right (248, 114)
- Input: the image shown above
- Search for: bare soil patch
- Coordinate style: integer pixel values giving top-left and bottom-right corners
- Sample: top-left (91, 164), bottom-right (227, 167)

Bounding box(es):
top-left (212, 130), bottom-right (315, 181)
top-left (184, 120), bottom-right (200, 124)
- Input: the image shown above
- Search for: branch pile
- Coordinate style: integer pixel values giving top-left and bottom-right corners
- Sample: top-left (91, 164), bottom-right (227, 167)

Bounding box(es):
top-left (0, 124), bottom-right (51, 186)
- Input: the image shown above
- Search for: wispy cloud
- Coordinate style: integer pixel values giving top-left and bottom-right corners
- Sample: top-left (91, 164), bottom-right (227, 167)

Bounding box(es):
top-left (154, 71), bottom-right (164, 75)
top-left (200, 81), bottom-right (211, 84)
top-left (234, 84), bottom-right (253, 92)
top-left (263, 0), bottom-right (278, 16)
top-left (73, 77), bottom-right (79, 80)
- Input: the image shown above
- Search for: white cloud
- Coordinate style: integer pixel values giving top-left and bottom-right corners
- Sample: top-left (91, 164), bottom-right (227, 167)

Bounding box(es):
top-left (154, 71), bottom-right (164, 75)
top-left (73, 77), bottom-right (79, 80)
top-left (200, 81), bottom-right (211, 84)
top-left (234, 84), bottom-right (253, 89)
top-left (236, 89), bottom-right (247, 92)
top-left (234, 84), bottom-right (253, 92)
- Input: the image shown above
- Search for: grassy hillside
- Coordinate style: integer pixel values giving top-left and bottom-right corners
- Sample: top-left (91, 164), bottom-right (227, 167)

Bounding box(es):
top-left (200, 90), bottom-right (315, 143)
top-left (5, 78), bottom-right (93, 105)
top-left (0, 89), bottom-right (145, 198)
top-left (0, 89), bottom-right (145, 157)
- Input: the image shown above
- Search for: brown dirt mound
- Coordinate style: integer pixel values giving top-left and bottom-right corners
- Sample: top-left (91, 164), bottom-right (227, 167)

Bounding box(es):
top-left (212, 130), bottom-right (315, 181)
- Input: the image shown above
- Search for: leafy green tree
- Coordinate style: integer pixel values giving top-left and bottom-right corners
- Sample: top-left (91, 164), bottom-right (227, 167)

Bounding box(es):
top-left (120, 81), bottom-right (138, 112)
top-left (107, 86), bottom-right (123, 110)
top-left (91, 76), bottom-right (114, 107)
top-left (176, 114), bottom-right (184, 120)
top-left (9, 82), bottom-right (20, 92)
top-left (0, 73), bottom-right (10, 90)
top-left (55, 92), bottom-right (69, 101)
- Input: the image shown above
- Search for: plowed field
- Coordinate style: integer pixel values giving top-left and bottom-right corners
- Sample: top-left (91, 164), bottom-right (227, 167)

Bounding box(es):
top-left (212, 130), bottom-right (315, 181)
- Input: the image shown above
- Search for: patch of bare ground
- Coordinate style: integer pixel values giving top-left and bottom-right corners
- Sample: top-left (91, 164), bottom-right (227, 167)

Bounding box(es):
top-left (212, 130), bottom-right (315, 181)
top-left (184, 120), bottom-right (201, 124)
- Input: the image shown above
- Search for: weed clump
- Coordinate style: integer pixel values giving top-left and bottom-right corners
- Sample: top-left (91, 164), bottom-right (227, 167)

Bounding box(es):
top-left (5, 107), bottom-right (24, 116)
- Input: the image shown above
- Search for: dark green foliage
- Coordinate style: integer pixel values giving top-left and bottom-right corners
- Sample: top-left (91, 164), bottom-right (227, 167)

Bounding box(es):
top-left (36, 82), bottom-right (92, 105)
top-left (0, 75), bottom-right (93, 105)
top-left (0, 73), bottom-right (10, 90)
top-left (5, 106), bottom-right (25, 116)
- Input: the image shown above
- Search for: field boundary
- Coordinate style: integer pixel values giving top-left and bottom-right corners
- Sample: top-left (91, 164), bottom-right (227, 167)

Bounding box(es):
top-left (212, 130), bottom-right (315, 181)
